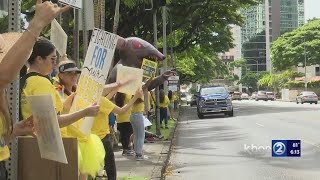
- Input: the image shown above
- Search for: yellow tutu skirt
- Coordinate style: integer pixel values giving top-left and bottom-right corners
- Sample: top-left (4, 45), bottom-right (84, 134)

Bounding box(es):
top-left (67, 126), bottom-right (105, 177)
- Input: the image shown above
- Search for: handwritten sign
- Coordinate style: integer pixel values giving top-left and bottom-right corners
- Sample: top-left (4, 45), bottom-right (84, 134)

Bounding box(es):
top-left (141, 58), bottom-right (157, 79)
top-left (73, 28), bottom-right (118, 135)
top-left (28, 95), bottom-right (68, 164)
top-left (59, 0), bottom-right (82, 9)
top-left (50, 19), bottom-right (68, 56)
top-left (117, 64), bottom-right (143, 95)
top-left (168, 76), bottom-right (179, 92)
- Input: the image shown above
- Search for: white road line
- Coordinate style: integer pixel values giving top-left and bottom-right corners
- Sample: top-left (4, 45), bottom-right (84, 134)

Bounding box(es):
top-left (255, 123), bottom-right (264, 127)
top-left (301, 139), bottom-right (320, 149)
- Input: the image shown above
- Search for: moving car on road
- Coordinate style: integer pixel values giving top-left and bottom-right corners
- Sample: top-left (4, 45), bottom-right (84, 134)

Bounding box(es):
top-left (296, 91), bottom-right (318, 104)
top-left (196, 86), bottom-right (233, 119)
top-left (187, 94), bottom-right (197, 106)
top-left (232, 91), bottom-right (241, 100)
top-left (241, 93), bottom-right (249, 100)
top-left (255, 91), bottom-right (268, 101)
top-left (266, 92), bottom-right (275, 101)
top-left (250, 92), bottom-right (257, 100)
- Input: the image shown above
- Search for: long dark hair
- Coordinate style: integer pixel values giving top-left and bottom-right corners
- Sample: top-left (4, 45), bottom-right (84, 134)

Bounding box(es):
top-left (168, 90), bottom-right (173, 101)
top-left (160, 89), bottom-right (165, 103)
top-left (0, 89), bottom-right (12, 141)
top-left (115, 92), bottom-right (126, 107)
top-left (28, 38), bottom-right (55, 65)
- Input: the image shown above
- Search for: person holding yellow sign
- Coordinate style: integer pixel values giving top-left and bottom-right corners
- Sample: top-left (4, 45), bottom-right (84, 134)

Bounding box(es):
top-left (57, 59), bottom-right (143, 180)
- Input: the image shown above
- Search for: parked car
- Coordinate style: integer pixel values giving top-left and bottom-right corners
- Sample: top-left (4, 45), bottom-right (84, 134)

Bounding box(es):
top-left (296, 91), bottom-right (318, 104)
top-left (266, 92), bottom-right (275, 101)
top-left (250, 92), bottom-right (257, 100)
top-left (232, 91), bottom-right (242, 100)
top-left (241, 93), bottom-right (249, 100)
top-left (196, 86), bottom-right (233, 119)
top-left (255, 91), bottom-right (268, 101)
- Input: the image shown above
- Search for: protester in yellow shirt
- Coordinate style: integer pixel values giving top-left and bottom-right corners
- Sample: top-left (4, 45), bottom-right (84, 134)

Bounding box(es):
top-left (21, 40), bottom-right (100, 180)
top-left (160, 89), bottom-right (170, 128)
top-left (167, 90), bottom-right (176, 120)
top-left (57, 60), bottom-right (143, 180)
top-left (0, 1), bottom-right (70, 177)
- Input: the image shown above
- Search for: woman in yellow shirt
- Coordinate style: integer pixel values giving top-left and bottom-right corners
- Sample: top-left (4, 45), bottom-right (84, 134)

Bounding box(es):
top-left (57, 60), bottom-right (143, 179)
top-left (160, 89), bottom-right (170, 128)
top-left (0, 1), bottom-right (70, 178)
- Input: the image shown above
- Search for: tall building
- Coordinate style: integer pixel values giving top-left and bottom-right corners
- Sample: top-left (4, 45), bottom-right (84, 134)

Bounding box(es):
top-left (239, 0), bottom-right (304, 73)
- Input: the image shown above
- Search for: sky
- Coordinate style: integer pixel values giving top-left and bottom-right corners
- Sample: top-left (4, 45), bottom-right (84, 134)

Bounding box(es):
top-left (305, 0), bottom-right (320, 21)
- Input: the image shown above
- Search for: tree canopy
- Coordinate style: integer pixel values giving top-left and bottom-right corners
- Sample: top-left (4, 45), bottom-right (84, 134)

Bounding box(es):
top-left (271, 19), bottom-right (320, 71)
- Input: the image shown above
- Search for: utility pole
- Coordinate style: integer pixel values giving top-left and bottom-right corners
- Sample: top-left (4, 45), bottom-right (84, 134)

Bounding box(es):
top-left (304, 38), bottom-right (307, 91)
top-left (162, 5), bottom-right (168, 93)
top-left (265, 0), bottom-right (271, 73)
top-left (73, 9), bottom-right (80, 67)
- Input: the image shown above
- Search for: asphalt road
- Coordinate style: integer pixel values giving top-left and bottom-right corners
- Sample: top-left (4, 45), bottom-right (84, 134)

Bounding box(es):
top-left (166, 100), bottom-right (320, 180)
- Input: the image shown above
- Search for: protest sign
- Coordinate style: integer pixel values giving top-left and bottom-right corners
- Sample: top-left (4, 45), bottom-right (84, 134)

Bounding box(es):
top-left (73, 28), bottom-right (118, 135)
top-left (168, 76), bottom-right (179, 92)
top-left (116, 64), bottom-right (143, 95)
top-left (28, 94), bottom-right (68, 164)
top-left (141, 58), bottom-right (157, 79)
top-left (59, 0), bottom-right (82, 9)
top-left (50, 19), bottom-right (68, 56)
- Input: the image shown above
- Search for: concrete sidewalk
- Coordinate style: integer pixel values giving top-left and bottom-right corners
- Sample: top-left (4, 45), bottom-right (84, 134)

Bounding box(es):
top-left (116, 141), bottom-right (171, 180)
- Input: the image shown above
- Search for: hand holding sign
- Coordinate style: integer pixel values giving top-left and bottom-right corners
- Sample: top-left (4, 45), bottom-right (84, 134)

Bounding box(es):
top-left (13, 116), bottom-right (35, 138)
top-left (83, 103), bottom-right (100, 117)
top-left (116, 65), bottom-right (143, 95)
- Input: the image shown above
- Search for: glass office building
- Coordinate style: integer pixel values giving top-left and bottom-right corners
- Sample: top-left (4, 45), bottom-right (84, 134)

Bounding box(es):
top-left (240, 0), bottom-right (304, 73)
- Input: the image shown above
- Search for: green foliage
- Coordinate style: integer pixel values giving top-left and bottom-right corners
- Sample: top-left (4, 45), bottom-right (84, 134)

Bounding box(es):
top-left (229, 58), bottom-right (247, 68)
top-left (0, 16), bottom-right (8, 33)
top-left (271, 19), bottom-right (320, 71)
top-left (239, 71), bottom-right (268, 91)
top-left (284, 80), bottom-right (304, 88)
top-left (259, 70), bottom-right (304, 89)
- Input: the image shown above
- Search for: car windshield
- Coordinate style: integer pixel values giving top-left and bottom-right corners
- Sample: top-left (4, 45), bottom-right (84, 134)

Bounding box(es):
top-left (266, 92), bottom-right (274, 95)
top-left (303, 92), bottom-right (316, 95)
top-left (200, 87), bottom-right (228, 96)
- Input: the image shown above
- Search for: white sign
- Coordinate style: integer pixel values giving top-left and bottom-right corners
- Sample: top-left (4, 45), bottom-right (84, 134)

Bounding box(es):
top-left (74, 28), bottom-right (118, 135)
top-left (28, 95), bottom-right (68, 164)
top-left (59, 0), bottom-right (82, 9)
top-left (79, 0), bottom-right (94, 30)
top-left (50, 19), bottom-right (68, 56)
top-left (168, 76), bottom-right (179, 92)
top-left (117, 64), bottom-right (143, 95)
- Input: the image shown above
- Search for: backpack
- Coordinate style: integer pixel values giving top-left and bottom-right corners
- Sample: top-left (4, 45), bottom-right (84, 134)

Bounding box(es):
top-left (19, 72), bottom-right (51, 121)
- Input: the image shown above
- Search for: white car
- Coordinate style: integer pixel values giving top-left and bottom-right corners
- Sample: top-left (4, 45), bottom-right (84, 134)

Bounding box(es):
top-left (241, 93), bottom-right (249, 100)
top-left (266, 92), bottom-right (275, 101)
top-left (296, 91), bottom-right (318, 104)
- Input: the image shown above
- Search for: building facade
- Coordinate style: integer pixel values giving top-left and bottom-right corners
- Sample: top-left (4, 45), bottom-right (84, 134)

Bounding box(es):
top-left (240, 0), bottom-right (304, 73)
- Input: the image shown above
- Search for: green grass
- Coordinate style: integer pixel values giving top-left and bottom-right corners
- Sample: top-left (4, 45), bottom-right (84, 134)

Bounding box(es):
top-left (118, 176), bottom-right (148, 180)
top-left (149, 118), bottom-right (176, 140)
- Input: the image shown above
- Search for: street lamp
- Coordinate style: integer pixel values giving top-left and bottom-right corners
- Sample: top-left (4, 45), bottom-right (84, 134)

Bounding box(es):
top-left (303, 38), bottom-right (307, 91)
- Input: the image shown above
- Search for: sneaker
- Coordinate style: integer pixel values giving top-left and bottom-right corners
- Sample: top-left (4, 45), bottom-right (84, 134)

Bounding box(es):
top-left (122, 150), bottom-right (134, 156)
top-left (136, 154), bottom-right (149, 161)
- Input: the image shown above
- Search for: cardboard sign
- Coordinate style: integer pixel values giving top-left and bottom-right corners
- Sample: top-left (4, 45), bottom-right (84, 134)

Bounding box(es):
top-left (141, 58), bottom-right (157, 79)
top-left (50, 19), bottom-right (68, 56)
top-left (59, 0), bottom-right (82, 9)
top-left (116, 64), bottom-right (143, 96)
top-left (168, 76), bottom-right (179, 92)
top-left (73, 28), bottom-right (118, 135)
top-left (28, 95), bottom-right (68, 164)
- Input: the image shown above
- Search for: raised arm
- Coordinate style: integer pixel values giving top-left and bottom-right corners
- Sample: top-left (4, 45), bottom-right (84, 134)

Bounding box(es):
top-left (112, 89), bottom-right (143, 114)
top-left (0, 0), bottom-right (70, 88)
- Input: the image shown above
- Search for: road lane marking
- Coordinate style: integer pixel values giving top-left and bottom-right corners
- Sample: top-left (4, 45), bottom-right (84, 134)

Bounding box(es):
top-left (255, 123), bottom-right (264, 127)
top-left (301, 139), bottom-right (320, 149)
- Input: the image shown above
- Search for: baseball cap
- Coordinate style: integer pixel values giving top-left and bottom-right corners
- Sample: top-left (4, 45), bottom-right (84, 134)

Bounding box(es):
top-left (58, 62), bottom-right (81, 73)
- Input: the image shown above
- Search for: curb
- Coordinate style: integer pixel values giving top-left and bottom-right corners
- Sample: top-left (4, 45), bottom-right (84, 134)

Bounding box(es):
top-left (160, 105), bottom-right (184, 180)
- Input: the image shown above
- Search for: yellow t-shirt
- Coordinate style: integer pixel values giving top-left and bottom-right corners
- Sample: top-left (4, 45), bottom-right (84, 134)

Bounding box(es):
top-left (0, 114), bottom-right (10, 161)
top-left (172, 94), bottom-right (177, 102)
top-left (160, 96), bottom-right (170, 108)
top-left (91, 97), bottom-right (116, 139)
top-left (21, 76), bottom-right (67, 136)
top-left (116, 94), bottom-right (132, 123)
top-left (132, 95), bottom-right (144, 113)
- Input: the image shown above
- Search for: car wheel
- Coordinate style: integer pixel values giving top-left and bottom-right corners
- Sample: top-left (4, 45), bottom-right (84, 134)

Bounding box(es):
top-left (316, 102), bottom-right (318, 104)
top-left (197, 112), bottom-right (204, 119)
top-left (227, 109), bottom-right (234, 117)
top-left (296, 100), bottom-right (299, 104)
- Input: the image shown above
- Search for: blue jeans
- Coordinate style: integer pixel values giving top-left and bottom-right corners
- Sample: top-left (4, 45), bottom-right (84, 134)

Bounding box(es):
top-left (130, 112), bottom-right (145, 155)
top-left (160, 107), bottom-right (168, 126)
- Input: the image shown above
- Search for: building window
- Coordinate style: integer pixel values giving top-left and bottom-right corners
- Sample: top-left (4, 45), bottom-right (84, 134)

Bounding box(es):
top-left (316, 67), bottom-right (320, 76)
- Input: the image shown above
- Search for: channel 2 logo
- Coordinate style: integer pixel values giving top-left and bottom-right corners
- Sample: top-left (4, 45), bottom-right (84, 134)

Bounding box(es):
top-left (272, 140), bottom-right (301, 157)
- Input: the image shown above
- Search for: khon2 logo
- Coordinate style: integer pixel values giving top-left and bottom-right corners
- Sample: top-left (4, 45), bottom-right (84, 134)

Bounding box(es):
top-left (272, 140), bottom-right (301, 157)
